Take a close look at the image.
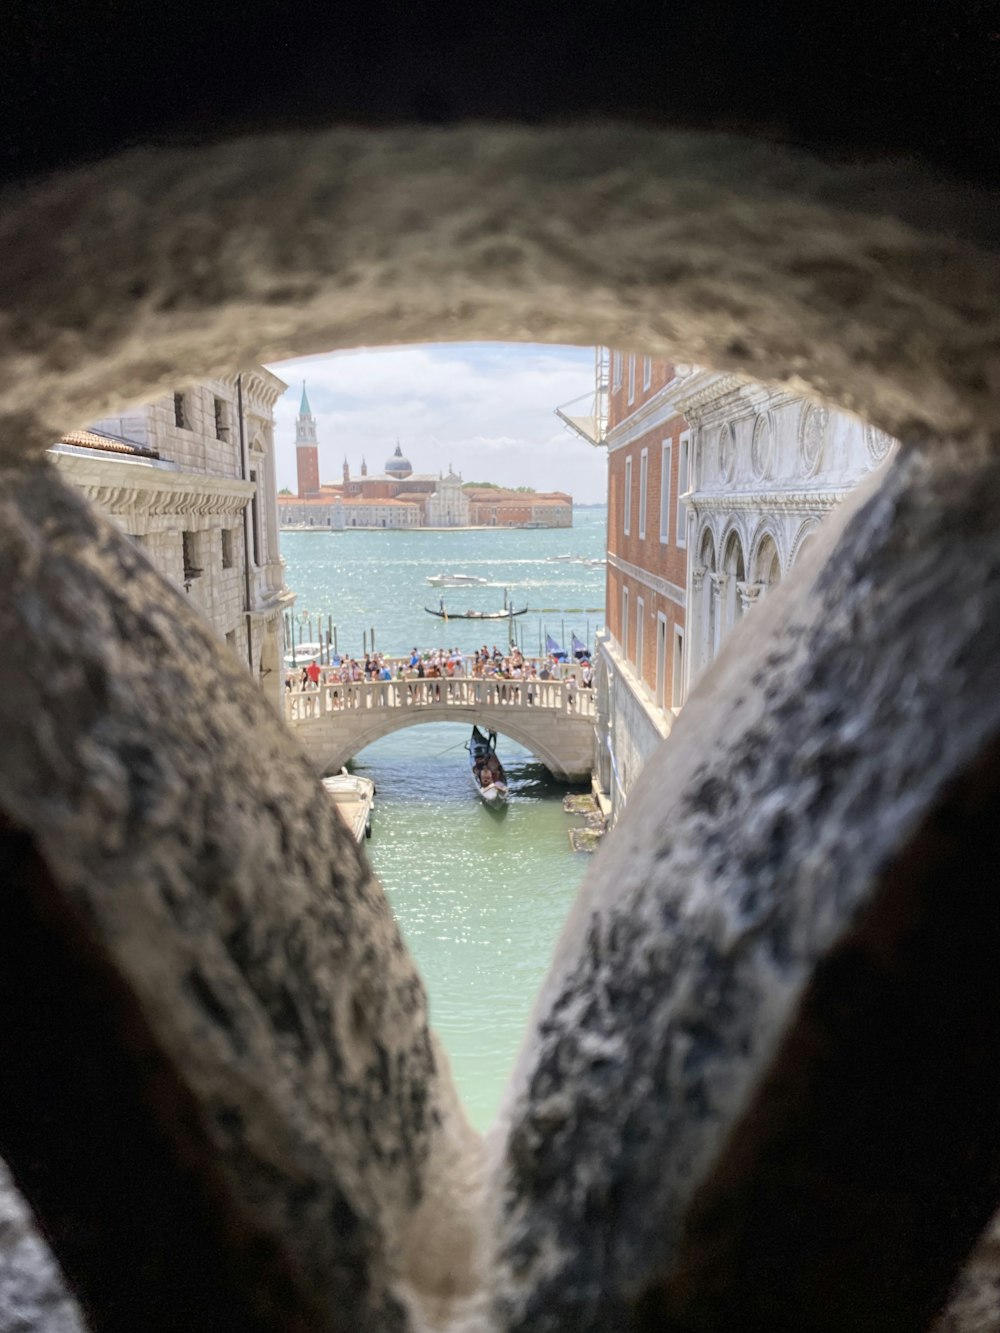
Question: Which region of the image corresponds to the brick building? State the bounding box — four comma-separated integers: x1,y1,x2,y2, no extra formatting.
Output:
562,349,898,821
590,354,692,814
464,488,573,528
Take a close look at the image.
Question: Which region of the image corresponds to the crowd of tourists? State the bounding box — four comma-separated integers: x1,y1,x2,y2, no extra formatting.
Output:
285,641,593,700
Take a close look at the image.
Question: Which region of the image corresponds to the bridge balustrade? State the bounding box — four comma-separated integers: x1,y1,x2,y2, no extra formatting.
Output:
284,675,595,724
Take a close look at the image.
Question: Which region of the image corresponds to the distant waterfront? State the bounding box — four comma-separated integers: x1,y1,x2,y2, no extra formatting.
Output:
281,506,606,1130
282,506,607,661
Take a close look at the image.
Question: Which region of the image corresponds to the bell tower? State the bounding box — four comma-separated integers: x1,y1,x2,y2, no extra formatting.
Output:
295,382,320,497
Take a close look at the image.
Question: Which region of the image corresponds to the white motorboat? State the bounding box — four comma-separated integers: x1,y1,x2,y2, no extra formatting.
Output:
426,572,488,586
322,769,376,843
468,726,509,807
284,640,325,669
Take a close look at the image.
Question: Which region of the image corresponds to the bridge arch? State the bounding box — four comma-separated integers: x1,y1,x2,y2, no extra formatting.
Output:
314,710,579,781
288,680,596,781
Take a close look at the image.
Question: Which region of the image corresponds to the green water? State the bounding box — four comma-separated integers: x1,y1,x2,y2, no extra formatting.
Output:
282,510,606,1130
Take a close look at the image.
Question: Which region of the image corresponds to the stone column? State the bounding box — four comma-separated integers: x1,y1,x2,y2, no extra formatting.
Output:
710,572,727,657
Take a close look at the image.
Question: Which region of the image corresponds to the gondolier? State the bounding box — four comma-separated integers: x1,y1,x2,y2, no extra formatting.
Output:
468,725,509,807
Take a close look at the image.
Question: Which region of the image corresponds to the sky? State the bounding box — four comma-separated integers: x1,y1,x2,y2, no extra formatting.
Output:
265,343,608,503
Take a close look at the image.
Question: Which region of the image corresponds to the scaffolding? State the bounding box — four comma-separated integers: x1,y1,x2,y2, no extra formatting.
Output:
554,345,609,447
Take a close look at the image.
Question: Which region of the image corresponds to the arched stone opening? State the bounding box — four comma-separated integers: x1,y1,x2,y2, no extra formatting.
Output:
313,713,587,784
693,526,717,680
719,527,747,638
790,517,822,571
2,96,1000,1333
751,530,783,599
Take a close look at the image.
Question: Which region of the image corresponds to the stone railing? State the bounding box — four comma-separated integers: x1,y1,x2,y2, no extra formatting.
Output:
284,673,596,722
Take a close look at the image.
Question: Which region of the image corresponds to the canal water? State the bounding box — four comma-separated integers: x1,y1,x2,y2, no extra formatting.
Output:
281,509,606,1130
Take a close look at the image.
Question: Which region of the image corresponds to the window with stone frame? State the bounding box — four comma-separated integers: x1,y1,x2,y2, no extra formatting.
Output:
173,391,191,429
181,530,202,582
214,396,230,440
221,528,234,569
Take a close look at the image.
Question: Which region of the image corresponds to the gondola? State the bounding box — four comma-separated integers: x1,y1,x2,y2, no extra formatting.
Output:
424,605,528,620
467,726,509,806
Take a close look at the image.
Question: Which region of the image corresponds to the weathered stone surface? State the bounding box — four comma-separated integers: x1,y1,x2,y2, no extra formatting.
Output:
492,439,1000,1330
0,461,481,1331
0,1162,83,1333
1,33,1000,1324
2,128,1000,463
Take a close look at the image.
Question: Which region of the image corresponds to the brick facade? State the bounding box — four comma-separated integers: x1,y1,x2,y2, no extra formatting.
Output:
605,357,689,713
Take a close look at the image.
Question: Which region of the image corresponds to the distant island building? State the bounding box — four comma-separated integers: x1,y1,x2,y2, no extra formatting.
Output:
278,384,572,529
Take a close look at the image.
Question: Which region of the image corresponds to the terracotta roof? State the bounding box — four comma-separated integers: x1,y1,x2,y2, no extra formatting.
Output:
58,428,159,459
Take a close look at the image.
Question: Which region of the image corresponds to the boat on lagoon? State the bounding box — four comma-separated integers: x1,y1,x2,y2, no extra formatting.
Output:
322,770,376,842
468,726,508,807
283,640,325,668
426,572,488,587
425,605,528,620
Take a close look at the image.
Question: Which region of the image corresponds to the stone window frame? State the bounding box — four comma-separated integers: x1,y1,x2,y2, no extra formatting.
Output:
659,439,672,545
214,396,231,441
676,431,690,549
181,530,202,584
638,447,648,540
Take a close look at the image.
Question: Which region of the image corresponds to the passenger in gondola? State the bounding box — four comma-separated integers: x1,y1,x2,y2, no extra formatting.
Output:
480,766,494,788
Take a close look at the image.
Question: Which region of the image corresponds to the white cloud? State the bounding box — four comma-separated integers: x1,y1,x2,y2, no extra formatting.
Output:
266,343,607,501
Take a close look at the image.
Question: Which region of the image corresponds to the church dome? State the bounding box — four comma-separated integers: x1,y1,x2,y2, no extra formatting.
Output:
385,442,413,478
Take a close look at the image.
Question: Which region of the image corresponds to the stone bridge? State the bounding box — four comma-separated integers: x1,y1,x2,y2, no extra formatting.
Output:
285,676,596,780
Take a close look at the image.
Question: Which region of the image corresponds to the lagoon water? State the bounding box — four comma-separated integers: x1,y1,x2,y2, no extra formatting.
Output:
281,508,606,1130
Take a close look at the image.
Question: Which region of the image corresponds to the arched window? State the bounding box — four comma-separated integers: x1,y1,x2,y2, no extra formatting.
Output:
722,530,746,635
697,528,717,675
755,534,781,595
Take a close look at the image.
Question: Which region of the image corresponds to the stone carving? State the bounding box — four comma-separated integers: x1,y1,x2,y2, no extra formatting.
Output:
718,423,736,483
736,579,764,612
750,413,774,480
799,403,828,477
865,423,895,464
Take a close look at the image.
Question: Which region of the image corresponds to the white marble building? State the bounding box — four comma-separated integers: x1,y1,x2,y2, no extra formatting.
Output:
672,370,898,695
49,369,294,708
425,467,471,527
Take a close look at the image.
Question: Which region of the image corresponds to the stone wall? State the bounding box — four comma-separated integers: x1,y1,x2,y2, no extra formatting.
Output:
3,38,1000,1327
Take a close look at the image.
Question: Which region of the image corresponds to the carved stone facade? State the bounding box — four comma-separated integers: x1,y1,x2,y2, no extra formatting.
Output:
674,370,898,697
49,370,294,708
424,466,471,527
597,358,899,818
